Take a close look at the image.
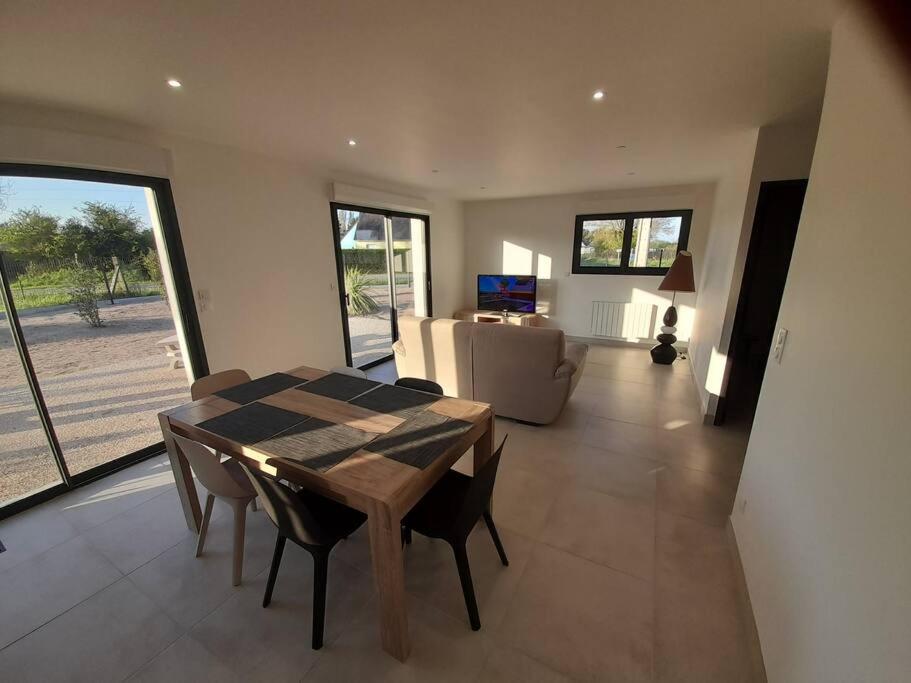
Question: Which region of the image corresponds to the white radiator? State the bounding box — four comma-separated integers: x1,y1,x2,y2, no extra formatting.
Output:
590,302,657,339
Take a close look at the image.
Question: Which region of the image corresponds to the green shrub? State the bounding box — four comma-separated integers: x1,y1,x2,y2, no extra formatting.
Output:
67,266,104,327
344,266,379,316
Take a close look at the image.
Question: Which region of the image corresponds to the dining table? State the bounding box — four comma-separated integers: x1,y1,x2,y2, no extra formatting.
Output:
158,364,494,662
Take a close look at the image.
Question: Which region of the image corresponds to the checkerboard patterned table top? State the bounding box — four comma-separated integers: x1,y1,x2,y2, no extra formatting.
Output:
162,366,492,510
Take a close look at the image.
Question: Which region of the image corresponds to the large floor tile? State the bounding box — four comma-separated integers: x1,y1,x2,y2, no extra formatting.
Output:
0,577,181,683
655,514,751,682
508,407,591,443
191,546,374,680
0,501,79,573
656,466,737,527
487,464,567,541
570,445,660,503
53,455,177,532
476,645,574,682
304,596,492,683
497,544,652,682
128,633,243,683
0,534,122,649
128,505,277,629
82,488,195,573
539,487,655,580
403,523,533,632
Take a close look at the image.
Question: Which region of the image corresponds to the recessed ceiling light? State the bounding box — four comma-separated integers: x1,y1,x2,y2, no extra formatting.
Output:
347,139,357,146
627,172,636,176
432,169,439,173
166,79,182,88
480,186,487,190
592,90,605,100
616,145,627,149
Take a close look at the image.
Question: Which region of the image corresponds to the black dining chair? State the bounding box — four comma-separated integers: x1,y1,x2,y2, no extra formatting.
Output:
394,376,444,395
401,435,509,631
239,464,367,649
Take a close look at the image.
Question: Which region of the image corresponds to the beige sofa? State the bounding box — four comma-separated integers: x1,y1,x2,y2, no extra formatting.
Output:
392,316,587,424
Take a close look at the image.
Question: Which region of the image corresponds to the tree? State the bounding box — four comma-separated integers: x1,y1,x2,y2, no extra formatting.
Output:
70,202,153,260
0,208,61,260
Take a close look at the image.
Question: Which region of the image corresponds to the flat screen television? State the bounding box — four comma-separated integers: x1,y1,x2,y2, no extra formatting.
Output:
477,274,537,313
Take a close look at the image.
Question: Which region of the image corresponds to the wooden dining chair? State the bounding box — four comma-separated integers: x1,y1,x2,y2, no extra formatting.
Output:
172,433,257,586
239,464,367,649
394,377,444,395
190,368,252,400
402,435,509,631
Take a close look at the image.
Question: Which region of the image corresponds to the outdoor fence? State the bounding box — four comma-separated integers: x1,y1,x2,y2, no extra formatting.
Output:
1,254,165,312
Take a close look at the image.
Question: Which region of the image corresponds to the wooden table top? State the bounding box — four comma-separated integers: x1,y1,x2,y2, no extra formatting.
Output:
162,365,492,517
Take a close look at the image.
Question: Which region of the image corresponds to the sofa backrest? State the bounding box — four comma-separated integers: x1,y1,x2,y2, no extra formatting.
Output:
394,316,474,398
470,322,567,409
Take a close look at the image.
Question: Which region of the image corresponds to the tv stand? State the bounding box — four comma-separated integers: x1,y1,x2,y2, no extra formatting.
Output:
454,309,543,327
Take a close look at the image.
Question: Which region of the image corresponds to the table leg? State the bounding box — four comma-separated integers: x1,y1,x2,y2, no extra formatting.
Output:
473,411,495,473
367,501,410,662
159,413,202,533
474,412,495,512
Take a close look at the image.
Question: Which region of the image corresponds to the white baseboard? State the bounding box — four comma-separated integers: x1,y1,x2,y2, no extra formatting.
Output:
726,519,768,683
566,335,689,351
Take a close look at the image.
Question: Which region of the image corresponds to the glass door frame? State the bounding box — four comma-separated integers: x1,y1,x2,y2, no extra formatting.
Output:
329,202,432,370
0,163,208,520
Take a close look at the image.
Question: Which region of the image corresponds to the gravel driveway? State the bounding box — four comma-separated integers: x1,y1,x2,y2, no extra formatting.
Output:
1,297,190,502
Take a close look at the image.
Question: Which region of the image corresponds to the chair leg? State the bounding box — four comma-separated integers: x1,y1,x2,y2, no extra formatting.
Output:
400,525,412,546
250,497,258,512
231,500,247,586
195,494,215,558
263,533,286,607
452,542,481,631
483,511,509,566
311,551,329,650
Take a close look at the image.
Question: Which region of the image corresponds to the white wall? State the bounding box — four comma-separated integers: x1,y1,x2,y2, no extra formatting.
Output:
462,184,718,343
733,8,911,681
0,103,465,376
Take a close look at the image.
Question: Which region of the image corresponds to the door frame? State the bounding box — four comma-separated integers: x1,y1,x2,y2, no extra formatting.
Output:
0,163,208,520
713,178,807,426
329,202,432,370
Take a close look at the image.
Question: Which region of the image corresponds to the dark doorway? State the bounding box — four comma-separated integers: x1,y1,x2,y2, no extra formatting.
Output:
716,179,808,427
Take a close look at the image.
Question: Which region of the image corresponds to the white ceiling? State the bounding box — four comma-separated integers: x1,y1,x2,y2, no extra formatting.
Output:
0,0,843,199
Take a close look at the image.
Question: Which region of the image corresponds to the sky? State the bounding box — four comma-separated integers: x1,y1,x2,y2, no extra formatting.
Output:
1,176,153,227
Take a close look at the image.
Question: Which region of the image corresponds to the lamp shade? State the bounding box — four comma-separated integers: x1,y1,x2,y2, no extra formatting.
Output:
657,251,695,292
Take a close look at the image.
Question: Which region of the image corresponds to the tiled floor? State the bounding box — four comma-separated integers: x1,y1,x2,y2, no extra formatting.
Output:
0,345,754,682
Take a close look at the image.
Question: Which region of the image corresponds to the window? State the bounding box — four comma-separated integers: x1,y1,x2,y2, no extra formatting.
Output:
572,210,692,275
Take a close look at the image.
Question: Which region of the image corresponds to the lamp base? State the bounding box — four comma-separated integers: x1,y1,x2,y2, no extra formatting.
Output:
651,305,679,365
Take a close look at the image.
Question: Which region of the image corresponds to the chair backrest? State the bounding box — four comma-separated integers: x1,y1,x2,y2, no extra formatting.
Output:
394,377,444,396
238,464,338,547
172,433,252,499
455,435,508,537
191,369,252,400
330,366,368,379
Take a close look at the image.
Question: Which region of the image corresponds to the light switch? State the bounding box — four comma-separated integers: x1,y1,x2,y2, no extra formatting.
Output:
772,328,788,363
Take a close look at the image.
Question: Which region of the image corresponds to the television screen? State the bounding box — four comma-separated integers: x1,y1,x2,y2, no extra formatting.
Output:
477,275,537,313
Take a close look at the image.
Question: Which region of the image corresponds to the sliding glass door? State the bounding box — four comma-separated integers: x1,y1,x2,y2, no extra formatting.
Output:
0,165,206,517
331,203,431,369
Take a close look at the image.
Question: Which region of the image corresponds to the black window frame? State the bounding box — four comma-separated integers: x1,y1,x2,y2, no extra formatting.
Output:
0,162,208,521
571,209,693,276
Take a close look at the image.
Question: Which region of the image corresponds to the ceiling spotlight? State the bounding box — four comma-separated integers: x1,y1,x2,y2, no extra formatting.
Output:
347,139,357,146
480,186,487,190
616,145,627,149
627,172,636,176
592,90,605,100
432,169,439,173
167,79,182,88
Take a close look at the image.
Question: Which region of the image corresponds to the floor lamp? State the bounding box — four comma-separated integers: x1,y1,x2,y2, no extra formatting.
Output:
651,251,696,365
